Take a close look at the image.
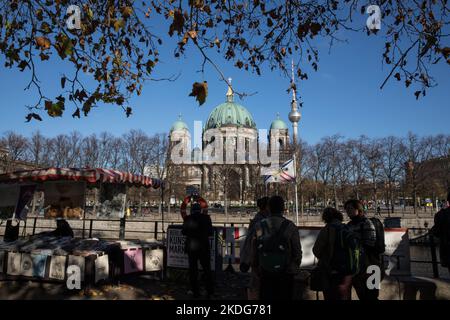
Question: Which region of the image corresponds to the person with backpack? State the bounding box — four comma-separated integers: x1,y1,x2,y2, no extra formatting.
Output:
252,195,302,300
239,197,270,299
431,191,450,276
182,202,214,299
344,199,385,300
312,207,357,300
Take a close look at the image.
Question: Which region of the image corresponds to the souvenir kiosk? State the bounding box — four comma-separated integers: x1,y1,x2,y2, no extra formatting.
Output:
0,167,165,285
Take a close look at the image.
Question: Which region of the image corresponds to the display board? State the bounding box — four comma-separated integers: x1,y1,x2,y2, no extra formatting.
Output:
166,226,218,271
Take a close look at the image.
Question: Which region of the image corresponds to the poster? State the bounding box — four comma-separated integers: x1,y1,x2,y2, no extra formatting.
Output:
49,255,67,280
68,255,85,281
31,254,48,278
20,253,34,277
123,248,143,274
15,185,36,220
44,181,85,219
95,254,109,283
145,248,164,272
0,185,19,219
98,184,126,218
7,252,21,276
383,228,411,276
166,227,216,271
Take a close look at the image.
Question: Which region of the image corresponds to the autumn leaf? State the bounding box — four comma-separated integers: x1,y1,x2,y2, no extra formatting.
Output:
25,113,42,122
45,100,65,117
394,73,401,81
114,19,125,32
187,30,197,39
18,60,28,71
121,6,133,18
414,91,421,100
61,76,66,89
126,107,132,117
72,108,80,118
35,36,51,50
189,81,208,106
169,9,184,37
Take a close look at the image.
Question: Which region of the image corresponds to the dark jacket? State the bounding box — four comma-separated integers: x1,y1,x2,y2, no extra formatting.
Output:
252,215,302,274
182,213,214,253
240,211,268,265
313,220,340,273
432,208,450,267
348,215,378,268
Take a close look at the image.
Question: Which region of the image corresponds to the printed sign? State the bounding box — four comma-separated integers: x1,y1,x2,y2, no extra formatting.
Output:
31,254,48,278
145,248,164,272
20,253,34,277
383,228,411,276
123,248,144,274
49,255,67,280
7,252,21,276
166,226,217,271
95,254,109,283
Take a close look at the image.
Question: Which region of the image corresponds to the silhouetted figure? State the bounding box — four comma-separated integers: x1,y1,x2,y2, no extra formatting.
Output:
252,196,302,300
431,191,450,276
345,199,385,300
182,202,214,298
240,197,270,299
313,207,353,300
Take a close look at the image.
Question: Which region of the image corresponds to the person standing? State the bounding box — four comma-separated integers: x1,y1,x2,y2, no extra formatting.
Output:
182,202,214,298
344,199,382,300
431,191,450,276
313,207,354,300
252,196,302,300
239,197,270,299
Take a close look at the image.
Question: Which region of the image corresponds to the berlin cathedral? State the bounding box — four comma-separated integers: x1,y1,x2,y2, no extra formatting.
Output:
166,77,301,206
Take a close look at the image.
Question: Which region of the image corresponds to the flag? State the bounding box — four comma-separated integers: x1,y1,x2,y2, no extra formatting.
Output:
262,159,296,184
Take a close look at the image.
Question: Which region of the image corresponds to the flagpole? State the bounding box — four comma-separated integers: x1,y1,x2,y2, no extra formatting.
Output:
293,153,299,226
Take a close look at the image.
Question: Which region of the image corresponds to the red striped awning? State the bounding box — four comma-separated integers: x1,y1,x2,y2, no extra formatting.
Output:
0,168,163,189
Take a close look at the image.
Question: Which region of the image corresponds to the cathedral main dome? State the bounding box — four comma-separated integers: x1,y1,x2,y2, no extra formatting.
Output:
204,82,256,131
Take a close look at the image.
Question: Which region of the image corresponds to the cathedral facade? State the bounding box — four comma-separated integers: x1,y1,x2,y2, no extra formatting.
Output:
167,83,297,206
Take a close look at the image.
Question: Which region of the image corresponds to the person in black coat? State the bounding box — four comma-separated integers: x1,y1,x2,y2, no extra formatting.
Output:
432,191,450,276
182,202,214,298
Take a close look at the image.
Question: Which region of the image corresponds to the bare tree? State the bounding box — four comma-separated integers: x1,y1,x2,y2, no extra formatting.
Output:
348,136,369,200
405,132,435,215
363,138,383,215
380,136,406,215
0,131,29,171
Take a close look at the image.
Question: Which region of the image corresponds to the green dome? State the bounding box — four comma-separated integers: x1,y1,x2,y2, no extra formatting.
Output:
205,102,256,130
171,116,189,132
270,114,288,130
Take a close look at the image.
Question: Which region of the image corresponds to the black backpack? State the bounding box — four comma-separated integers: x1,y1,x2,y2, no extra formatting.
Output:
257,219,291,273
369,217,386,255
330,223,362,275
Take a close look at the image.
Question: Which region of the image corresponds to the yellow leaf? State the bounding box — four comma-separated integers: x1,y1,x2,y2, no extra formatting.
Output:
35,37,51,50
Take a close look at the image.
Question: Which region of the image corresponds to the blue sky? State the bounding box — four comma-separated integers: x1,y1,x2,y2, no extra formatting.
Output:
0,12,449,145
